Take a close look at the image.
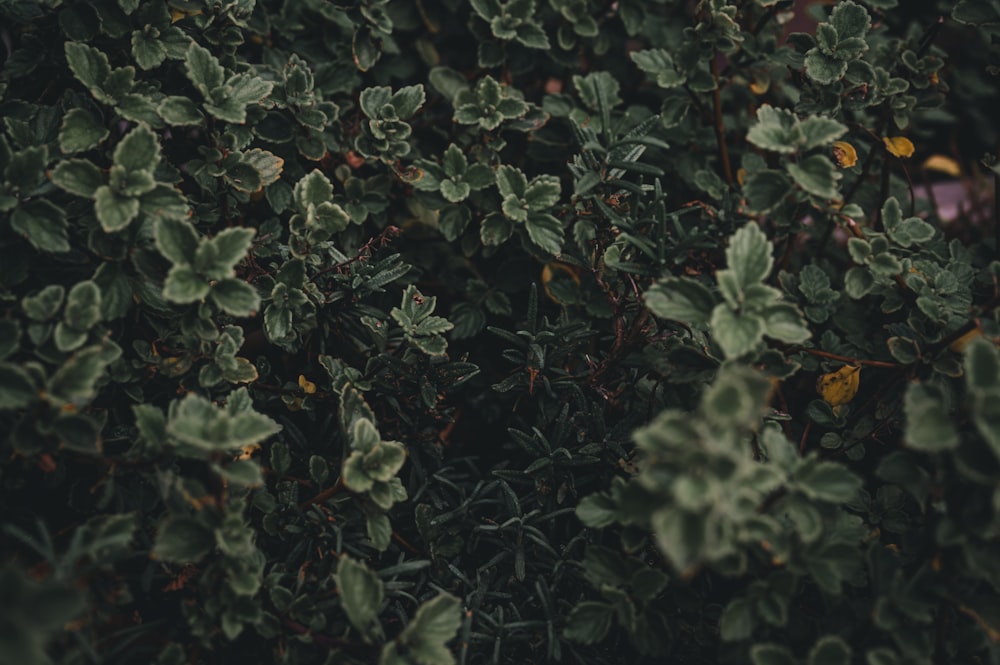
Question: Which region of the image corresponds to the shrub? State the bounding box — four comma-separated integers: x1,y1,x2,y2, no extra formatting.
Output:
1,0,999,663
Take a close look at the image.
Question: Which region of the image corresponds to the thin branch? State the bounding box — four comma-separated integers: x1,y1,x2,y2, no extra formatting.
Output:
298,478,345,512
994,167,1000,262
797,347,900,368
710,58,734,187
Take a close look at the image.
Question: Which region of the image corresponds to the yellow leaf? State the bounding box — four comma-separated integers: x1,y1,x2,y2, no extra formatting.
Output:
922,154,961,177
832,141,858,168
883,136,915,158
541,262,581,303
235,444,260,461
170,8,202,22
298,374,317,394
736,167,747,186
750,76,770,95
816,364,861,414
949,327,982,353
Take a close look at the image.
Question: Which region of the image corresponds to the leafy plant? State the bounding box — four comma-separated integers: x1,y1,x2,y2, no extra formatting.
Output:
1,0,999,664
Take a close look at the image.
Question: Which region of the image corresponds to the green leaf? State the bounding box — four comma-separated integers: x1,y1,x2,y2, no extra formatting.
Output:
496,165,527,199
209,227,255,274
440,180,470,202
702,365,773,428
152,515,215,563
652,508,704,574
163,265,209,303
428,66,469,101
954,0,1000,27
157,96,204,126
208,75,273,123
645,277,716,325
11,200,70,253
515,22,549,49
865,648,900,665
847,238,871,263
523,176,560,210
575,493,619,528
746,105,799,153
0,320,20,361
113,124,160,173
630,49,686,88
154,218,199,265
391,85,426,119
309,455,329,485
572,71,623,111
47,345,109,404
295,169,333,210
809,635,852,665
64,281,102,330
844,266,874,298
242,149,284,188
869,252,901,276
794,459,862,502
0,363,37,410
54,323,88,352
394,593,462,665
441,144,467,180
890,217,935,247
786,155,841,199
751,644,796,665
525,213,563,255
58,109,108,154
22,285,65,321
901,384,958,452
168,393,280,452
51,159,103,199
140,185,189,220
336,557,386,642
5,145,48,193
719,597,754,641
481,213,513,246
359,86,393,119
876,451,930,504
131,30,167,70
784,495,824,543
210,279,260,316
184,43,225,98
214,459,263,486
367,512,392,551
65,42,112,102
743,169,791,213
966,337,1000,391
830,1,871,40
761,303,811,343
564,601,614,644
94,186,140,232
710,305,764,359
727,222,774,288
343,451,375,492
805,50,848,84
799,115,848,149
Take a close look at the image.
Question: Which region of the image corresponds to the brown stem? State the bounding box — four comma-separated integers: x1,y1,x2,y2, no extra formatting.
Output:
994,167,1000,262
875,147,892,232
309,226,402,284
799,348,900,368
710,58,734,187
799,420,812,456
298,478,345,512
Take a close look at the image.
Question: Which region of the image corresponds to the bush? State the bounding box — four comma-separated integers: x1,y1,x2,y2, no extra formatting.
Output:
2,0,1000,662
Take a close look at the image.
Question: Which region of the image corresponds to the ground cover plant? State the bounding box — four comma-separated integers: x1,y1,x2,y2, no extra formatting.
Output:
2,0,1000,663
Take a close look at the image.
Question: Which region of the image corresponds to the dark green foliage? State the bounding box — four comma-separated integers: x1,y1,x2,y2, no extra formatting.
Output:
1,0,999,663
